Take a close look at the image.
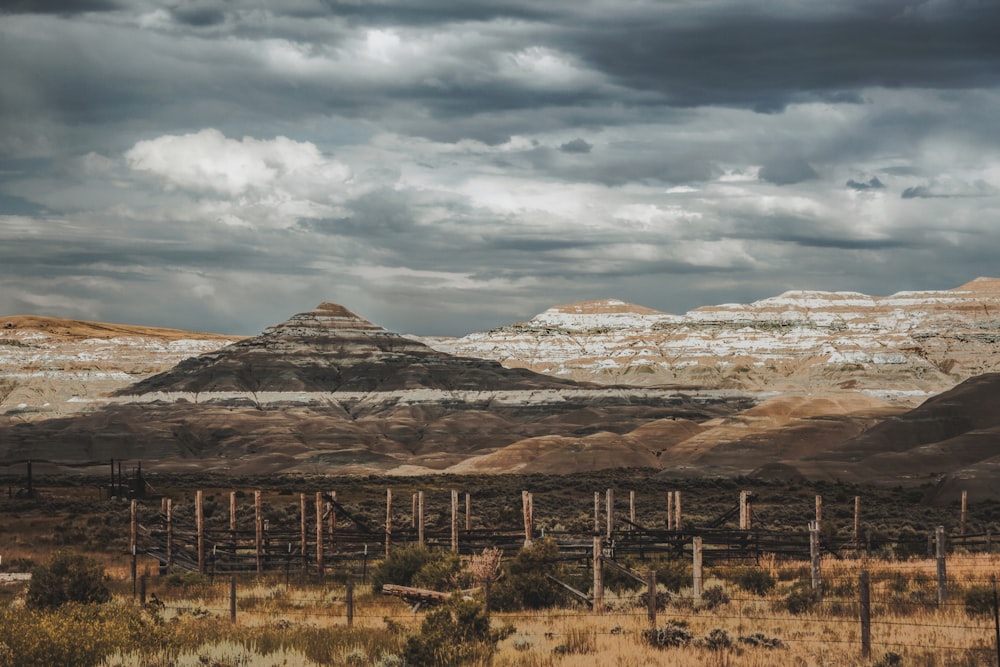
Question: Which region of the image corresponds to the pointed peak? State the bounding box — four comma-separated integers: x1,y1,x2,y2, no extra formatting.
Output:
263,302,387,337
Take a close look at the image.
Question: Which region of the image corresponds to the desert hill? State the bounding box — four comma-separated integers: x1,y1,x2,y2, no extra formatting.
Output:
426,278,1000,403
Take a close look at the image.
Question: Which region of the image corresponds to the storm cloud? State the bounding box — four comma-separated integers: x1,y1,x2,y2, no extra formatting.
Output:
1,0,999,336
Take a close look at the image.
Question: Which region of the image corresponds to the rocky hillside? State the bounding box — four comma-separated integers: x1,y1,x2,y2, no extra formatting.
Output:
0,316,238,420
425,278,1000,405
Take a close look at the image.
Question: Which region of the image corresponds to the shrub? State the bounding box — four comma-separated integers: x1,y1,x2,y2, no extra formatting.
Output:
26,552,110,610
653,559,691,593
370,545,434,593
642,621,692,648
964,585,996,618
701,585,730,610
700,628,733,650
783,581,820,615
492,539,569,611
402,597,510,666
732,566,776,595
412,551,464,592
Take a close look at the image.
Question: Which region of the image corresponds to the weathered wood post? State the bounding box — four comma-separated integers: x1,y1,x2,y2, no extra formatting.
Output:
692,536,703,599
522,491,534,547
229,491,237,557
417,491,425,547
815,495,823,533
739,490,750,530
592,536,604,614
667,491,674,530
300,494,308,574
629,490,636,530
853,496,861,547
165,498,173,571
674,491,682,531
328,491,337,553
465,492,471,532
606,488,614,539
810,520,822,595
385,488,392,558
451,490,459,553
936,525,947,605
130,499,138,594
859,570,871,658
315,492,324,576
196,490,205,575
254,490,263,574
961,490,968,536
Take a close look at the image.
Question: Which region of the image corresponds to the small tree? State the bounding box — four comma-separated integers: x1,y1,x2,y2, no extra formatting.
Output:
27,552,110,609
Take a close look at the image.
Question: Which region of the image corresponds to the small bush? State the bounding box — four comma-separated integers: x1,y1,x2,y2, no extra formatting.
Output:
701,585,730,610
370,545,434,593
402,597,509,666
964,585,996,618
492,539,568,611
739,632,784,649
26,552,110,610
731,566,776,595
783,581,820,615
642,621,693,648
699,628,733,650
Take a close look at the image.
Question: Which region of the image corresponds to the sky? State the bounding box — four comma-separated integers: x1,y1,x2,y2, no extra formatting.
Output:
1,0,999,337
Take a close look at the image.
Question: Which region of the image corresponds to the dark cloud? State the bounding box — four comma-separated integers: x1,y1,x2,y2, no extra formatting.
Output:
559,138,592,154
1,0,119,14
759,157,819,185
846,177,885,190
901,180,999,199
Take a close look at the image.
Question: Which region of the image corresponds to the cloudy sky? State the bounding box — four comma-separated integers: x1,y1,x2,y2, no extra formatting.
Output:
2,0,999,336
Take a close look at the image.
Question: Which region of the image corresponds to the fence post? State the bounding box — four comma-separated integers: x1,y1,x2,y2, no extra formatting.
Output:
385,488,392,558
739,490,750,530
675,491,682,531
522,491,533,547
853,496,861,547
859,570,871,658
315,492,324,577
229,491,237,558
961,490,968,536
230,575,237,624
629,490,636,530
692,536,703,599
815,495,822,533
936,525,947,605
667,491,674,531
300,494,308,574
606,488,614,539
196,490,205,575
594,491,600,534
647,568,657,626
810,521,822,595
140,573,146,605
411,492,417,529
347,579,355,628
451,490,459,553
592,536,604,614
465,492,471,532
255,490,263,574
418,491,425,547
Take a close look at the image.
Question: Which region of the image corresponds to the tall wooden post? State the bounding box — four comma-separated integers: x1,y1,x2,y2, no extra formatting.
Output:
739,490,750,530
647,568,657,625
315,492,324,576
859,571,871,658
936,525,947,605
300,494,308,574
417,491,425,547
961,490,968,536
692,536,703,599
605,488,614,539
465,492,471,532
130,499,137,557
451,490,459,553
629,490,636,530
815,495,823,533
411,493,418,529
385,488,393,558
592,536,604,614
674,491,682,531
853,496,861,546
196,490,205,575
254,490,263,574
522,491,533,547
810,521,822,595
667,491,674,531
165,498,173,570
229,491,237,557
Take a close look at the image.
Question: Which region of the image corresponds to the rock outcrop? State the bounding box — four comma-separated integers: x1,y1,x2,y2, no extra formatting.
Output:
425,278,1000,404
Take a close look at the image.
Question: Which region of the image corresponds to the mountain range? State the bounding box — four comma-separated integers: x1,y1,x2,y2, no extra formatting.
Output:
2,281,1000,501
